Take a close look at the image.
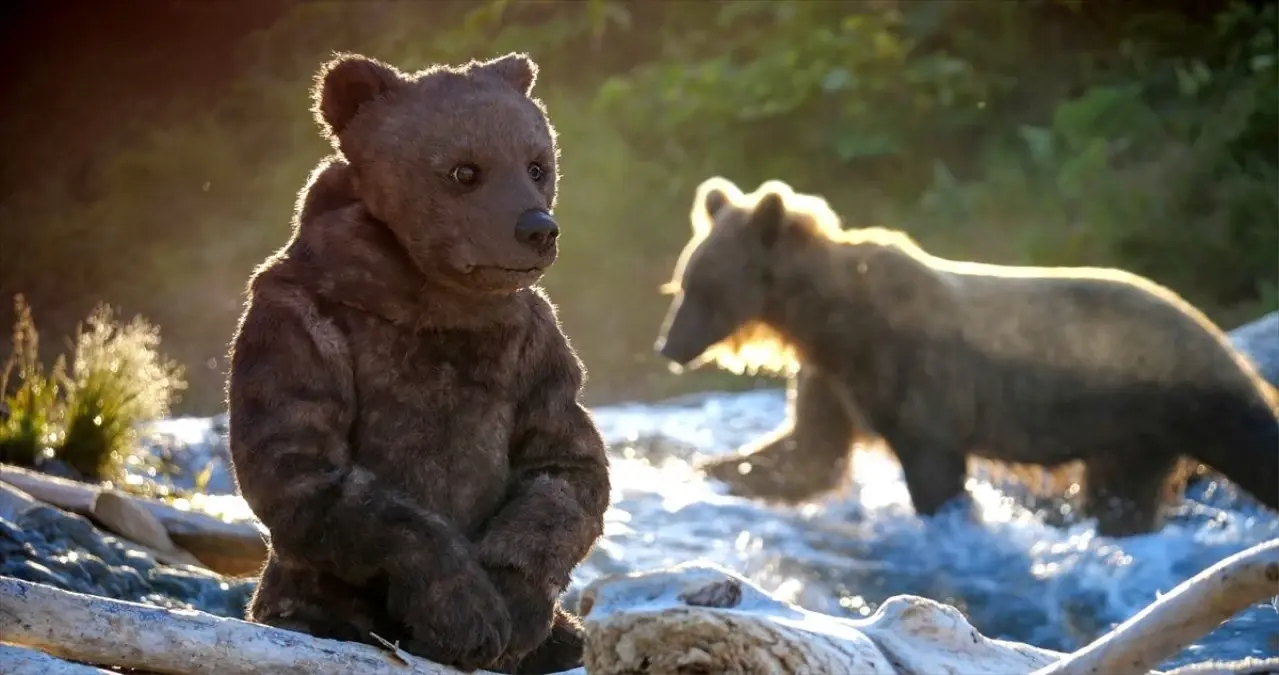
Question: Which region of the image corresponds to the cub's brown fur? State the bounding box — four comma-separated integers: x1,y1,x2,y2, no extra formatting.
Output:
655,176,1279,537
226,52,610,674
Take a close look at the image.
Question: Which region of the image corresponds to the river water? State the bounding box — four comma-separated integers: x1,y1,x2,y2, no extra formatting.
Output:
146,382,1278,671
581,389,1278,669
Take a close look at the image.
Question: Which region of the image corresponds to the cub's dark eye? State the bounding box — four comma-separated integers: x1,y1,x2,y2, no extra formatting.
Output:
528,162,547,183
450,164,480,187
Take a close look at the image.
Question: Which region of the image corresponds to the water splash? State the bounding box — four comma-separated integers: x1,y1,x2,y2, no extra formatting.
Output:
581,388,1279,668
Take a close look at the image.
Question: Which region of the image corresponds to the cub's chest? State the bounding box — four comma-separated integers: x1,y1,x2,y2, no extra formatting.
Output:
345,318,527,421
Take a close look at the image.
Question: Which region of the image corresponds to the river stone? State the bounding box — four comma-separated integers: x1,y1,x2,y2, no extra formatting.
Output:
0,505,254,618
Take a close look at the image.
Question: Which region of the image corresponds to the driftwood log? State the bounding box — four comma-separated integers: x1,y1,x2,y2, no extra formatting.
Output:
577,537,1279,675
0,644,120,675
1030,538,1279,675
0,575,537,675
0,463,267,576
579,562,1062,675
0,480,206,569
2,539,1276,675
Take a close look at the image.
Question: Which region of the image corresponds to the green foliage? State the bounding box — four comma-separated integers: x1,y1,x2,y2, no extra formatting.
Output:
59,305,188,482
2,0,1275,413
0,297,187,484
0,296,66,468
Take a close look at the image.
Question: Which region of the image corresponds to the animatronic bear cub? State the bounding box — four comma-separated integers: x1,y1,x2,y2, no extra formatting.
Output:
226,52,610,674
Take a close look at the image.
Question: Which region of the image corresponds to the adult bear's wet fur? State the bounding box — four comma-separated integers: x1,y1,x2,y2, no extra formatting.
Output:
656,176,1279,537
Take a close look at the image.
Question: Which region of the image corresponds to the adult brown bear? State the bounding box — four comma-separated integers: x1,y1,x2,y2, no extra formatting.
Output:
654,176,1279,537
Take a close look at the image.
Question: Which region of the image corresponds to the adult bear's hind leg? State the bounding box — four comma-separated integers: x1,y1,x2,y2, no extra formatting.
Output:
1083,452,1179,537
698,367,862,503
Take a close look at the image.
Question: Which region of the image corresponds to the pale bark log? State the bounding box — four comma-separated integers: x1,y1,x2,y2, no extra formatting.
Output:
579,543,1279,675
578,562,1062,675
0,480,205,569
0,576,530,675
0,643,120,675
0,463,267,576
90,490,206,568
0,480,41,522
1031,538,1279,675
0,464,96,512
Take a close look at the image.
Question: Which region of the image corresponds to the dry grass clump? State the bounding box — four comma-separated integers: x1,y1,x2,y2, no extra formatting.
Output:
0,295,186,484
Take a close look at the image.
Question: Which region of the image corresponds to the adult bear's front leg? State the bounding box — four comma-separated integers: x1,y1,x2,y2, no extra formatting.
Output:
699,367,863,502
885,424,972,520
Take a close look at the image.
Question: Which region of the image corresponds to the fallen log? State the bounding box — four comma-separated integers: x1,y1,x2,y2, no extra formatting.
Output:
0,644,119,675
578,562,1062,675
90,489,207,568
0,463,267,576
1031,537,1279,675
2,539,1275,675
0,481,41,523
0,576,551,675
0,480,208,570
578,537,1279,675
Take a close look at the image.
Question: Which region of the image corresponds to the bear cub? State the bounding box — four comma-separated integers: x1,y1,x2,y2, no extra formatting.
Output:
226,52,610,674
655,176,1279,538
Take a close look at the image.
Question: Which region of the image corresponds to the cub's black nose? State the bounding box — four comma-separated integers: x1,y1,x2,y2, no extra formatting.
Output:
515,209,559,252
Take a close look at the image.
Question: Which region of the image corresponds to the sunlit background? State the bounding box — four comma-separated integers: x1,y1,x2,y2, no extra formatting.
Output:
2,0,1275,416
1,2,1277,669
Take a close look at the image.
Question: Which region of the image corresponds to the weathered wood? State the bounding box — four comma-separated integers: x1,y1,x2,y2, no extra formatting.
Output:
579,539,1279,675
0,480,41,522
0,480,205,569
0,464,96,512
0,643,120,675
1031,538,1279,675
90,489,206,569
578,562,1063,675
0,463,268,576
0,576,532,675
3,538,1275,675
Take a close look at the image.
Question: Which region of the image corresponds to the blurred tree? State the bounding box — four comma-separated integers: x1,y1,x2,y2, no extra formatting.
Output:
1,0,1274,414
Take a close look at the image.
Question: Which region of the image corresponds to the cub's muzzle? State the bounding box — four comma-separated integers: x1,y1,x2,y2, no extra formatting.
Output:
515,209,559,254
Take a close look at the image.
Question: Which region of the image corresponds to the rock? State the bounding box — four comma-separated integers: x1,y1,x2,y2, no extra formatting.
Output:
0,505,254,619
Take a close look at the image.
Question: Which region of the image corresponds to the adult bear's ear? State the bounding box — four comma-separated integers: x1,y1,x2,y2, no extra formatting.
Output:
704,187,730,219
751,191,788,249
691,176,742,237
313,52,405,140
477,52,538,95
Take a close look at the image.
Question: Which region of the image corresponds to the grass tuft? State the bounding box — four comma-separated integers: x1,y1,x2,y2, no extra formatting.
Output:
0,296,187,484
0,295,66,468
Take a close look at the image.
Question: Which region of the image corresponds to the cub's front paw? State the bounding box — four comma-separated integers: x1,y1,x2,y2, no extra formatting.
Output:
391,574,513,671
486,566,556,663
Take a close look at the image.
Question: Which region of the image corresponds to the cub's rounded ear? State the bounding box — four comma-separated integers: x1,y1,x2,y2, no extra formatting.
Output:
751,191,788,249
312,53,405,139
478,52,539,95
